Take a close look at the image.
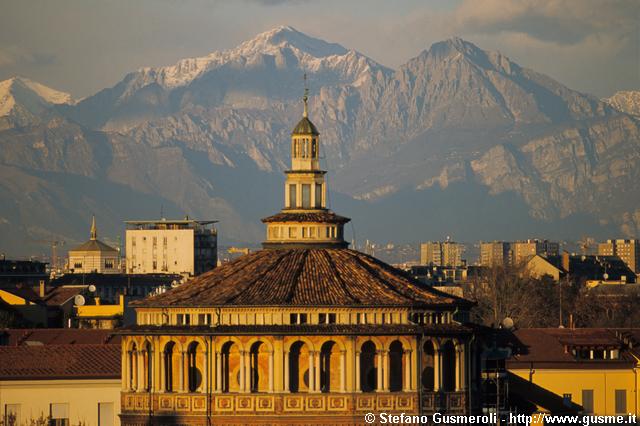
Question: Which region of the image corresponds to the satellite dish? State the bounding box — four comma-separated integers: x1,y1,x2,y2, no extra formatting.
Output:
88,284,96,293
501,317,515,330
74,295,85,306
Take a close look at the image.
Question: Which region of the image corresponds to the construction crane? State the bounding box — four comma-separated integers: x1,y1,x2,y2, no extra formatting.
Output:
34,240,65,271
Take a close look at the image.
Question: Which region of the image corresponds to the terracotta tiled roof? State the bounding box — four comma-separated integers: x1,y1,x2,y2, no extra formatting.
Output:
43,286,86,306
0,328,121,346
505,328,636,369
133,248,470,308
261,211,351,224
0,344,120,380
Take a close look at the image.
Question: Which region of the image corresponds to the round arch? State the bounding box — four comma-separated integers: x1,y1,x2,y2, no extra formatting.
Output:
284,336,315,353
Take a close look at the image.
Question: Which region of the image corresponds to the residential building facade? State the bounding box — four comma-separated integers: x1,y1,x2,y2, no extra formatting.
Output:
598,239,639,274
125,219,217,276
420,241,465,267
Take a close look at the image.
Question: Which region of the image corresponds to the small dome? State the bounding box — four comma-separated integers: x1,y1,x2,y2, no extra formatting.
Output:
292,117,319,135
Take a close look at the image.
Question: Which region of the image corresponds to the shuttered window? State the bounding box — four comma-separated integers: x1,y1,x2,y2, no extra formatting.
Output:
615,389,626,414
302,184,311,208
581,389,594,414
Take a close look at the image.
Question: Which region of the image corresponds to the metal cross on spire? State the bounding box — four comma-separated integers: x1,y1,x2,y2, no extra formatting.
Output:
303,73,309,118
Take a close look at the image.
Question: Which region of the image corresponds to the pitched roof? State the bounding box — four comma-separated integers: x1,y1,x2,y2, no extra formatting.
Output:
43,286,86,306
133,248,470,308
70,239,117,253
0,344,120,380
504,328,636,369
261,210,351,224
0,328,121,346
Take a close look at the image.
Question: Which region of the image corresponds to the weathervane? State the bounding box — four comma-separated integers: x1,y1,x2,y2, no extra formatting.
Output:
303,73,309,118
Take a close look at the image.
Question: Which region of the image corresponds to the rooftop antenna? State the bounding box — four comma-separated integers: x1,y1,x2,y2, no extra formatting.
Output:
160,204,164,220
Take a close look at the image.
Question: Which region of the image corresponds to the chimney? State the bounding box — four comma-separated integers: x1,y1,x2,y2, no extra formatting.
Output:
39,280,46,298
562,251,570,273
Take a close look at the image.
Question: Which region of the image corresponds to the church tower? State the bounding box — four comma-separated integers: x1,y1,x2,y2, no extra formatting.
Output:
262,86,350,248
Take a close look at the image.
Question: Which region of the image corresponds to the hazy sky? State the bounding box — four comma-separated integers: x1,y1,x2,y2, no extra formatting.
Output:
0,0,637,99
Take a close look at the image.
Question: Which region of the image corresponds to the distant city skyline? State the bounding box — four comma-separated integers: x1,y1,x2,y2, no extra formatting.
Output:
0,0,637,98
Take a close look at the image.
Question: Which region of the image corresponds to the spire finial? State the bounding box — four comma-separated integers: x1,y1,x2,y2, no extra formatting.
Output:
303,73,309,118
90,215,97,240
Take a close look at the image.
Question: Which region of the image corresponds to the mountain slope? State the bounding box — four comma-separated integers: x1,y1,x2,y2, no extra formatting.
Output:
1,29,639,256
0,77,72,129
605,91,640,116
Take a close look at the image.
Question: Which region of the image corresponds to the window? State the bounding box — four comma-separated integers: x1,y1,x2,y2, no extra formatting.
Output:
4,404,20,426
310,227,316,238
328,313,336,324
582,390,594,414
104,259,114,269
302,227,308,238
319,313,326,324
311,139,317,158
302,184,311,208
315,183,322,207
198,314,211,325
74,262,82,269
177,314,190,325
50,403,69,426
356,313,362,324
615,389,626,414
326,227,331,238
289,313,308,324
98,402,114,426
289,184,297,208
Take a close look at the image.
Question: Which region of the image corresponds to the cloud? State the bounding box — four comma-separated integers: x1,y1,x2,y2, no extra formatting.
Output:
0,46,54,69
242,0,310,5
451,0,636,46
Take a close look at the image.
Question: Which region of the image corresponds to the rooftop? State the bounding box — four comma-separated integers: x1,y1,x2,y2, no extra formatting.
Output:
0,344,120,380
132,248,471,308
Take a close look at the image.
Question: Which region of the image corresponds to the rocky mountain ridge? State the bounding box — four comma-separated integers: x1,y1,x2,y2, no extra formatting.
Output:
0,27,638,255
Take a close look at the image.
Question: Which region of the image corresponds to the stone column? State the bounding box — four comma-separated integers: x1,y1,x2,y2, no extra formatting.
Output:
340,350,346,393
376,350,383,392
215,351,222,392
245,351,251,392
403,350,412,392
202,350,208,393
180,351,186,392
268,351,274,393
159,351,165,392
314,351,321,392
383,350,390,392
239,351,246,393
434,349,441,392
308,351,315,392
355,351,361,392
137,351,144,392
124,351,130,391
284,350,290,392
456,346,465,391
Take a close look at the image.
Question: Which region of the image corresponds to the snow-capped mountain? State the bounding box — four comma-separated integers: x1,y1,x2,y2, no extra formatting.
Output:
62,26,392,131
1,27,640,256
0,77,72,128
605,91,640,116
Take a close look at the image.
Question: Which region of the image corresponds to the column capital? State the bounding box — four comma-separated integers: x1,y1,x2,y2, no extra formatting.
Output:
403,349,413,355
